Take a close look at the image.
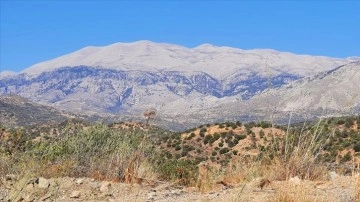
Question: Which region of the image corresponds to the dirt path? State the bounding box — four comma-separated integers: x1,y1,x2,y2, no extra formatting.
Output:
1,174,358,202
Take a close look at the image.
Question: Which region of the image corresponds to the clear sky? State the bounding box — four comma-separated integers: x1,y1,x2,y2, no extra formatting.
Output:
1,1,359,72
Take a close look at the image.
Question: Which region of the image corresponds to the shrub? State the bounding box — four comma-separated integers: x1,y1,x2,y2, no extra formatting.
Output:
213,133,220,140
227,141,235,148
157,159,198,185
200,128,207,133
354,142,360,152
259,121,271,129
22,124,159,183
212,151,217,156
259,130,265,138
219,147,229,154
341,152,352,162
235,134,246,141
258,119,331,180
187,132,196,140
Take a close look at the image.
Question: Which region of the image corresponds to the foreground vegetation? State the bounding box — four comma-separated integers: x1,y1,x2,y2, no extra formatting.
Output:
1,116,360,196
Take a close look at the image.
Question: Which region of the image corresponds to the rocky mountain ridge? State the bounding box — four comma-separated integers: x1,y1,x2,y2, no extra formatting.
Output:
1,41,359,129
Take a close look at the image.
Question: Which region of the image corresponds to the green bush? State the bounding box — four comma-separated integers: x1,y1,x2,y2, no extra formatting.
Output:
235,134,246,141
259,121,271,128
213,133,220,140
157,159,198,185
218,142,224,147
341,152,352,162
187,133,196,140
219,147,229,154
353,142,360,152
259,130,265,138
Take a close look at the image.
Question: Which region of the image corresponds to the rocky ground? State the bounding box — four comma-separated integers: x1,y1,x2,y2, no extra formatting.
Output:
1,172,358,202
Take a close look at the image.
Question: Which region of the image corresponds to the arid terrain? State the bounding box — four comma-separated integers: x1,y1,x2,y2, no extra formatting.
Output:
1,172,359,201
1,116,360,201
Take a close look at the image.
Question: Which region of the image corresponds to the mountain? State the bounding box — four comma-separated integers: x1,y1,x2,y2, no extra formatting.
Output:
203,61,360,124
0,41,358,129
0,95,71,127
22,40,349,78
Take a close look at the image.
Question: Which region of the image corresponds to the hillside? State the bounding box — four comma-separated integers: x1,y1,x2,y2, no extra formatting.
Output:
201,61,360,125
0,95,71,127
1,116,360,201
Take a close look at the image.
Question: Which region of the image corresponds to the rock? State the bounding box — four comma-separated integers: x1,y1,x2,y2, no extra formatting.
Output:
5,174,17,181
90,181,99,189
258,178,271,190
289,176,301,185
147,192,157,200
100,181,111,193
39,193,52,201
38,177,50,189
170,190,180,196
26,183,34,190
76,178,84,185
328,171,339,180
183,186,197,193
70,191,81,198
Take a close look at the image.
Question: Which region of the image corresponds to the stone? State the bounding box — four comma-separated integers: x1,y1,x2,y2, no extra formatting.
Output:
289,176,301,185
39,193,52,201
70,191,81,198
328,171,339,180
100,181,111,193
170,190,180,196
38,177,50,189
5,174,17,181
76,178,84,185
183,186,197,192
26,183,34,190
147,192,157,200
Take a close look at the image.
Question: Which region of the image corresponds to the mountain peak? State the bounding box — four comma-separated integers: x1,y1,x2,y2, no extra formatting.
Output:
20,40,353,79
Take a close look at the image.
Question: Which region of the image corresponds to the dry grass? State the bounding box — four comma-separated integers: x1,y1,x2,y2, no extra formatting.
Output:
354,174,360,202
0,124,159,185
269,182,325,202
256,118,331,181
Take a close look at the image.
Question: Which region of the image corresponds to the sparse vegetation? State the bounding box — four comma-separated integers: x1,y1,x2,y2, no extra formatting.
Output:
1,115,359,201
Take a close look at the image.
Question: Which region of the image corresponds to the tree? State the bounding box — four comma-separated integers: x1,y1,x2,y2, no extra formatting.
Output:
143,108,157,125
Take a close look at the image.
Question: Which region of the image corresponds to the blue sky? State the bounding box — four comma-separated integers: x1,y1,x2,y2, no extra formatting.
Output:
1,1,359,72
